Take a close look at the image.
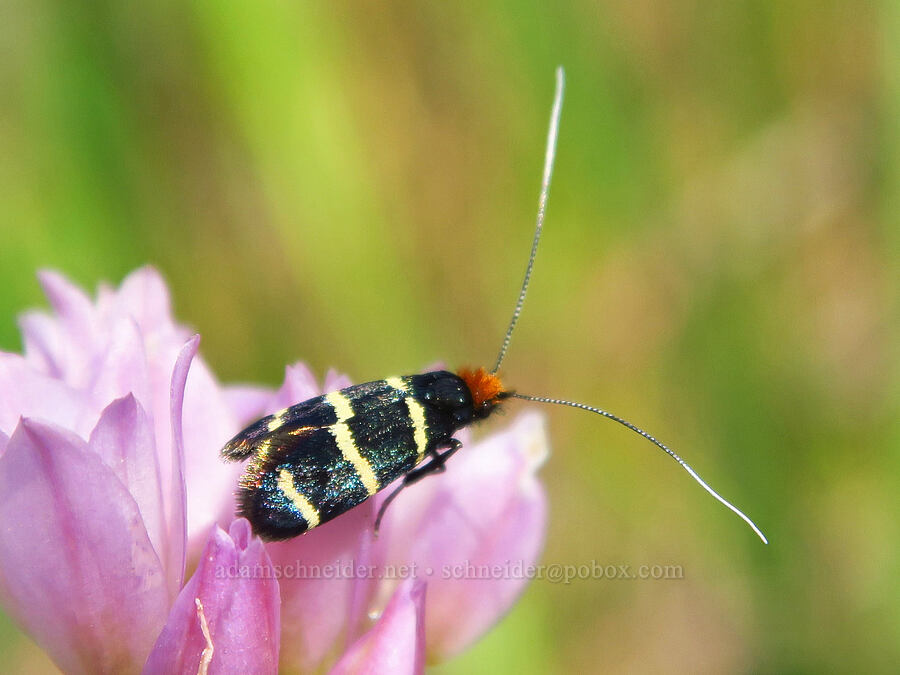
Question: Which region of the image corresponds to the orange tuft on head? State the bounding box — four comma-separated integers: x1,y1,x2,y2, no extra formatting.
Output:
457,367,506,409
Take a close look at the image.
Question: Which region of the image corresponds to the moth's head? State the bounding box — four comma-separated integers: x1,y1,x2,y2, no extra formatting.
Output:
457,367,511,420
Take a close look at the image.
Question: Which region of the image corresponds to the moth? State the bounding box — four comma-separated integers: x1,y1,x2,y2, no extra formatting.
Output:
222,68,768,545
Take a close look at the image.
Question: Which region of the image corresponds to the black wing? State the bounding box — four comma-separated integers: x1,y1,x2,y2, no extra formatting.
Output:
224,380,430,540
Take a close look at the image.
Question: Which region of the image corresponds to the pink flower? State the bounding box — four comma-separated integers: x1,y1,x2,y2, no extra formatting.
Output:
0,267,261,672
0,268,548,673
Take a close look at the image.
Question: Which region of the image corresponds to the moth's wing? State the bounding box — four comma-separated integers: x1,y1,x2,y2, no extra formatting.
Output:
235,422,373,541
221,394,332,461
223,380,409,540
234,423,321,540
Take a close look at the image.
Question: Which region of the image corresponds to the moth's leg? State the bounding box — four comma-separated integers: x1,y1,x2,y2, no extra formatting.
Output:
414,438,462,479
374,439,462,535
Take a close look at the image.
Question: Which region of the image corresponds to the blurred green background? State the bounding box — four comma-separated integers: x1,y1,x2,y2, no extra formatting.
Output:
1,1,898,673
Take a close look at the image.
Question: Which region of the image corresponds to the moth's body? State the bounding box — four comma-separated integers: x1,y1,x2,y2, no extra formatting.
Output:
223,370,502,540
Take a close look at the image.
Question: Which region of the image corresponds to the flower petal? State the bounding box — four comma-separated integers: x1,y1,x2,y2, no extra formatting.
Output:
270,500,381,674
376,411,548,658
329,579,427,675
0,418,168,674
179,353,246,548
18,310,65,378
0,353,96,438
36,269,100,372
323,368,353,393
89,394,166,568
89,317,153,417
113,267,180,340
270,363,322,410
165,336,197,596
143,519,280,675
223,384,273,426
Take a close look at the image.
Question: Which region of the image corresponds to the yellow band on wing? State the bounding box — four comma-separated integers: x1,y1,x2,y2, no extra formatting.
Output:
385,376,429,464
330,422,380,495
326,390,380,495
277,468,321,528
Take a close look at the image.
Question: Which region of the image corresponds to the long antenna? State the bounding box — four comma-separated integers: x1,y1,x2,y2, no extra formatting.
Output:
492,66,565,374
512,393,769,544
